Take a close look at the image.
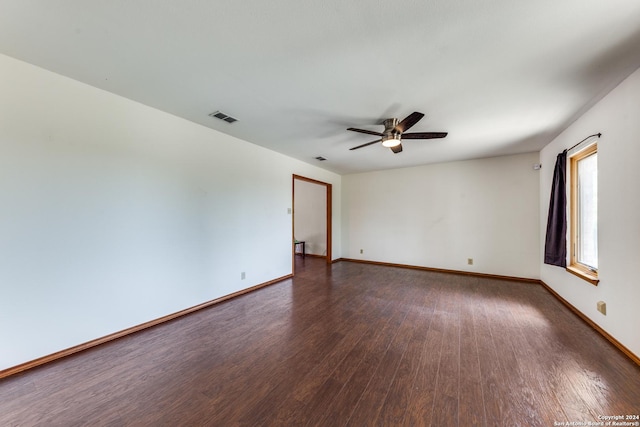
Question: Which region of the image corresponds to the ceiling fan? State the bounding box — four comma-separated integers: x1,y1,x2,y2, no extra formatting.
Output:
347,111,447,154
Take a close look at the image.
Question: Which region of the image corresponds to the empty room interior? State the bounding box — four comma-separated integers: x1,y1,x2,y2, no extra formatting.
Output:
1,1,639,425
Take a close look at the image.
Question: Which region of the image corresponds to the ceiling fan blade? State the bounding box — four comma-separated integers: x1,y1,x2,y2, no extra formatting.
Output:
395,112,424,133
390,144,403,154
349,139,381,150
401,132,448,139
347,127,383,137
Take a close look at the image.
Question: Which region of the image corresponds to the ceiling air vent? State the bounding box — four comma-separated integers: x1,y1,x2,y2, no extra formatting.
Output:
209,111,238,123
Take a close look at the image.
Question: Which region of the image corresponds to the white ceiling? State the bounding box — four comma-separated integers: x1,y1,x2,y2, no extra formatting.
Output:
1,1,640,174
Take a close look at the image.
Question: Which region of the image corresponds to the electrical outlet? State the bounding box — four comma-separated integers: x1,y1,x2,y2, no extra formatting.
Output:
287,208,291,214
241,272,246,280
360,249,363,254
467,258,473,265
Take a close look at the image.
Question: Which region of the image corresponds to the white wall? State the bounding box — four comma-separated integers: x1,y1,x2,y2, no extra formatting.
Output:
294,179,327,256
540,67,640,358
342,152,540,279
0,53,341,371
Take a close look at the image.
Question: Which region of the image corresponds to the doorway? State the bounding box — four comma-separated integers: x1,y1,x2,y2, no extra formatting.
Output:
292,175,332,273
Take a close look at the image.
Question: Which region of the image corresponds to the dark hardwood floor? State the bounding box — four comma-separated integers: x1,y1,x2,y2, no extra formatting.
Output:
1,258,639,426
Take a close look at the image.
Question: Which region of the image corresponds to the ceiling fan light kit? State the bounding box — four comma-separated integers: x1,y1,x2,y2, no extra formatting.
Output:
347,112,447,154
381,134,401,148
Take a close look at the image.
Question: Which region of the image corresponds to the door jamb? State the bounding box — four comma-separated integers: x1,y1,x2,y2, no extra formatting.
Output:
292,175,332,274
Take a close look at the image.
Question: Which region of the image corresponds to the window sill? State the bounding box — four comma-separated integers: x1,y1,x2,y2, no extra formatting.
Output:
566,265,599,286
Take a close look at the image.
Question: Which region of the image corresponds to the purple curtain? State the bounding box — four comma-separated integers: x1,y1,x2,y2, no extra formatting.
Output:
544,150,567,267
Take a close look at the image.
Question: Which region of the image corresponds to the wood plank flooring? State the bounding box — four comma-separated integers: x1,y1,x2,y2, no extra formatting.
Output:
1,258,639,426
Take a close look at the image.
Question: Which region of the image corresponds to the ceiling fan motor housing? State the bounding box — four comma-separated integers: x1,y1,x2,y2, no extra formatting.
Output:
381,118,401,147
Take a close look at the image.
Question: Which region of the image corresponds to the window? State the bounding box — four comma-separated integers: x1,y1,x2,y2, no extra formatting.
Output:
568,143,599,285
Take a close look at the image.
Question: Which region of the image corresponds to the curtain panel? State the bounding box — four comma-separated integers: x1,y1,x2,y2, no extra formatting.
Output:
544,150,567,267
